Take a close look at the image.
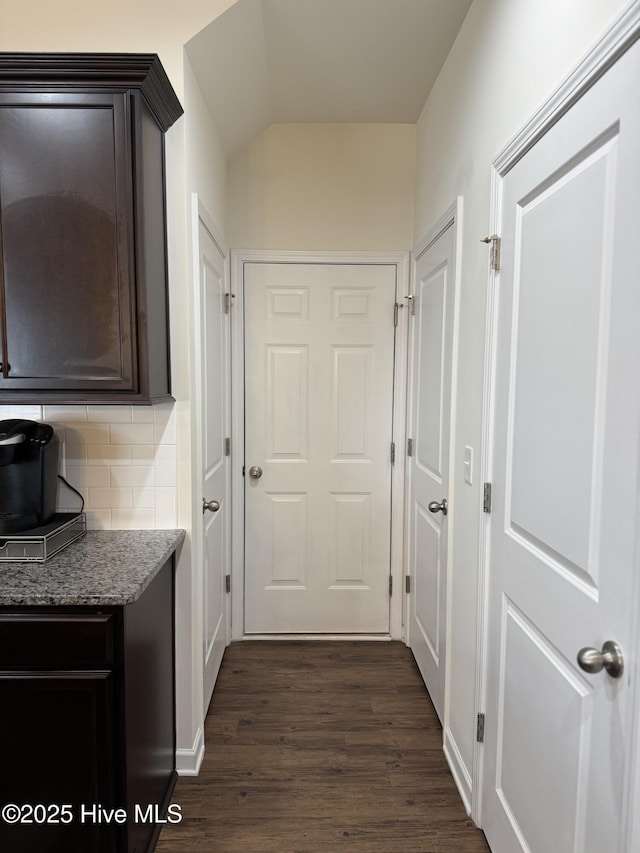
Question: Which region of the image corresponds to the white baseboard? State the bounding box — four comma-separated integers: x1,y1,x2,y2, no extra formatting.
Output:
242,634,392,641
443,726,473,815
175,726,204,776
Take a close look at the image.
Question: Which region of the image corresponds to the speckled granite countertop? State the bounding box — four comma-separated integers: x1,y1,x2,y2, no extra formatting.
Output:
0,529,185,606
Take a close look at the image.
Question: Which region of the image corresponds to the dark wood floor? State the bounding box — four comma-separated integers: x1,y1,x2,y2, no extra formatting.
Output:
156,641,490,853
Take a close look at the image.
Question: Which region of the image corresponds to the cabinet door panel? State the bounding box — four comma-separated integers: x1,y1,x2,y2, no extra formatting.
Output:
0,92,136,392
0,671,118,852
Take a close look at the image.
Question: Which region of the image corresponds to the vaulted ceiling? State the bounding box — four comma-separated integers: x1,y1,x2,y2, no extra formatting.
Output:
186,0,472,154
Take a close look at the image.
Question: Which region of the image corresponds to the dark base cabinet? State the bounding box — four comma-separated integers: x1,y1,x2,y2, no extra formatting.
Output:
0,558,176,853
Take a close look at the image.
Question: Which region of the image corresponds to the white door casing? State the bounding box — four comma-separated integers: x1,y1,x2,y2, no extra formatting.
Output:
407,218,457,724
198,215,231,712
481,34,640,853
243,261,398,634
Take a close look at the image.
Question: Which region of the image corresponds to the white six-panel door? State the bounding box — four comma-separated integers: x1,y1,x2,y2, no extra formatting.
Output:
482,38,640,853
243,262,397,634
408,222,456,723
199,219,230,712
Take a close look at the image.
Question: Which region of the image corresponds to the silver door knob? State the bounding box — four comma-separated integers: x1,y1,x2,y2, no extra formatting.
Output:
202,498,220,514
428,498,448,516
249,466,263,480
577,641,624,678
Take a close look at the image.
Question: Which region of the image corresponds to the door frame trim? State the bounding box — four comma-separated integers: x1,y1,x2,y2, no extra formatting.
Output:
230,249,410,641
475,1,640,835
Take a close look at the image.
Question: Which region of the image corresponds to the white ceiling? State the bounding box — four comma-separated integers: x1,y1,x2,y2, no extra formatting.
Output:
186,0,472,154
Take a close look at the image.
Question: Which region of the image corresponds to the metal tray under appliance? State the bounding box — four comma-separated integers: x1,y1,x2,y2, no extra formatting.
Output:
0,513,86,562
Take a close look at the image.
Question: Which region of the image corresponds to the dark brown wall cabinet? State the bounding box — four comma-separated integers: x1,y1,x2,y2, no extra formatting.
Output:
0,54,183,404
0,558,176,853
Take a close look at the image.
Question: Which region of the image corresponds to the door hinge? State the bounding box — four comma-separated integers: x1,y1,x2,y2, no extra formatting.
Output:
481,235,501,272
224,292,235,313
404,294,416,316
394,302,403,327
407,438,413,457
405,575,411,594
225,437,231,457
390,442,396,465
225,574,231,594
483,482,492,513
242,465,245,477
477,712,485,743
389,576,393,596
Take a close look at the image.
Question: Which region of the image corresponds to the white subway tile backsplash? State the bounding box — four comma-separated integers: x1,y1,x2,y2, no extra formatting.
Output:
154,444,177,488
131,445,156,464
86,444,132,466
56,481,78,513
154,402,177,444
110,422,155,445
65,444,88,466
87,469,111,490
67,466,112,490
110,466,154,488
85,509,113,530
34,401,180,531
154,488,177,528
132,407,155,423
89,488,133,509
1,404,44,421
65,423,111,445
111,508,155,529
43,405,88,422
87,405,133,423
132,487,155,508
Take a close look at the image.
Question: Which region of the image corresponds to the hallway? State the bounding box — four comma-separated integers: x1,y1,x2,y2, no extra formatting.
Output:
157,642,489,852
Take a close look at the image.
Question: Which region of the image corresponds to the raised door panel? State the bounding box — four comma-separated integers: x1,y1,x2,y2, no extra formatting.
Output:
329,492,372,588
414,501,441,662
507,140,614,586
415,266,447,481
494,602,592,852
266,346,309,460
331,347,373,461
263,492,309,587
0,92,136,393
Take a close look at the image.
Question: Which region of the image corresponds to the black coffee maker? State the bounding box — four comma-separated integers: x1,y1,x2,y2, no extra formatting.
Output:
0,419,59,534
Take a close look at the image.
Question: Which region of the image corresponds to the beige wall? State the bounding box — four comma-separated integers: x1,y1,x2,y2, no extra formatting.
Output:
413,0,629,796
0,0,236,94
185,57,228,242
228,123,416,251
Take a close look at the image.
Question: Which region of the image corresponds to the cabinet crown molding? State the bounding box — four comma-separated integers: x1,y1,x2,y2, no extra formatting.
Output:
0,52,183,131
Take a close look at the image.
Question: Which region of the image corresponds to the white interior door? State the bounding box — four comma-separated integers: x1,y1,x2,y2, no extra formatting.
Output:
244,262,397,634
199,219,230,711
482,40,640,853
407,223,455,724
